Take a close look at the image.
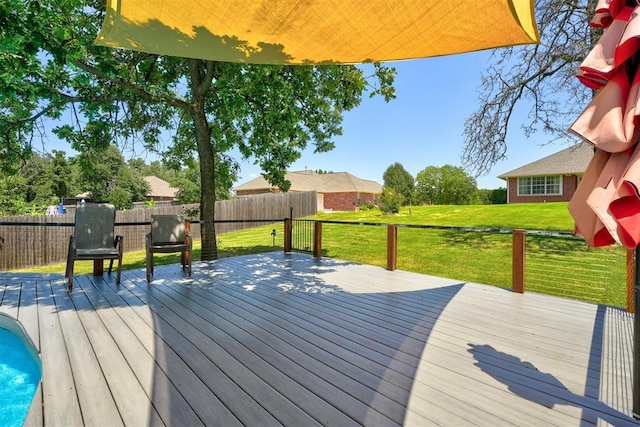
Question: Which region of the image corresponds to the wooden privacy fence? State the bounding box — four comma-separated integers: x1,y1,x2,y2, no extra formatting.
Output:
0,191,317,271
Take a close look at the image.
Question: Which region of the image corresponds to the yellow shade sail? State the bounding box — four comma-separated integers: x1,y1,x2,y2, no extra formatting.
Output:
95,0,539,64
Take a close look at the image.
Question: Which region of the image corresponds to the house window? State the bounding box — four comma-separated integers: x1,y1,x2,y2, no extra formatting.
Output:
517,176,561,196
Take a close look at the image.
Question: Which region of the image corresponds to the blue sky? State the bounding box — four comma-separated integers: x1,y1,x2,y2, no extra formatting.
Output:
235,50,578,190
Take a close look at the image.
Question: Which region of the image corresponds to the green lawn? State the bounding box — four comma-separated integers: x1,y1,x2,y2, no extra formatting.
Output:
311,202,575,231
19,202,629,308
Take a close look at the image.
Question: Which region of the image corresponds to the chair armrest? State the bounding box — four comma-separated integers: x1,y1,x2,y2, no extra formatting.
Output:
114,235,124,248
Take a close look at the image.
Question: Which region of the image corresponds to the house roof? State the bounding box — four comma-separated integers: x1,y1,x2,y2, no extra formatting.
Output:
144,176,178,198
235,170,382,194
498,142,595,179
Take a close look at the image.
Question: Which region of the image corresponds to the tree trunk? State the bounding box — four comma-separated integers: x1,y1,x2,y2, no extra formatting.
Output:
194,110,218,260
189,59,218,260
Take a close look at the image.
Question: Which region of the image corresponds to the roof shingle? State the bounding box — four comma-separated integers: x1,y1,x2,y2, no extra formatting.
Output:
235,170,382,193
498,142,594,179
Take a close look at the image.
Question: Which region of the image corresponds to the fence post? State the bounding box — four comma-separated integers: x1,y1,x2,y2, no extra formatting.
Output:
313,221,322,258
387,224,397,271
628,249,635,313
284,218,292,253
634,246,640,419
512,229,525,293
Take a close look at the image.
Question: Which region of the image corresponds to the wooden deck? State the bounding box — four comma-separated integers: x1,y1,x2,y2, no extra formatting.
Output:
0,252,637,426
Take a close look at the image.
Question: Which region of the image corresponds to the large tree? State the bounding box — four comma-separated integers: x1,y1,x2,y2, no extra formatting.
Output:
74,144,150,208
382,162,414,205
462,0,596,177
415,165,478,205
1,0,396,259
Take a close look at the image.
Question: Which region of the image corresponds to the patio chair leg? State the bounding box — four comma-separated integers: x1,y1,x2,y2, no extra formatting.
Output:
116,259,122,284
67,262,74,291
146,249,153,282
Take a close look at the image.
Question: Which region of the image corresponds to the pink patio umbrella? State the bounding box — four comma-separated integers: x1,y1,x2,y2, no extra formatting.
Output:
569,0,640,249
567,0,640,418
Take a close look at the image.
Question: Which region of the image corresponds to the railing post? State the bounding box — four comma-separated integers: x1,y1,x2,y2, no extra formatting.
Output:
628,249,635,313
387,224,397,271
313,221,322,258
634,246,640,419
512,229,525,293
284,218,292,253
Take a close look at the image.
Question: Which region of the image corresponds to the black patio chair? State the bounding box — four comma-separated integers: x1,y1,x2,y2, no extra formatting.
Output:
65,202,123,291
146,215,192,282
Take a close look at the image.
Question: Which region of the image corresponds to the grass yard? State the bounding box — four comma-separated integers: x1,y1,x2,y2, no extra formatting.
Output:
312,202,576,231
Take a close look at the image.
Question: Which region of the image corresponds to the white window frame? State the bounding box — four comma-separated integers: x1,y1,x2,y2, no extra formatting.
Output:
517,175,562,196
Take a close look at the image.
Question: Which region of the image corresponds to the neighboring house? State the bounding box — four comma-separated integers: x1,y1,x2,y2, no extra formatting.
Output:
498,142,594,204
235,170,382,211
144,176,178,202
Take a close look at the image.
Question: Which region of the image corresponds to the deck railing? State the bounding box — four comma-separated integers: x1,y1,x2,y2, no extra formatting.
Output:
1,211,631,311
283,220,633,312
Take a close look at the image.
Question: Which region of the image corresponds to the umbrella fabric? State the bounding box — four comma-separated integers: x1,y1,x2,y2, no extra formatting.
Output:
95,0,539,64
568,148,618,247
576,6,639,89
610,143,640,247
569,1,640,248
570,67,640,153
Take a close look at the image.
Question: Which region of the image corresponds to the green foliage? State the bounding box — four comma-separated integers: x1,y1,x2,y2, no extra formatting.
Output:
382,162,414,205
50,150,74,198
183,207,200,218
488,187,507,204
1,1,396,258
108,187,133,210
476,189,492,205
357,200,377,211
414,164,478,205
0,175,28,215
380,187,403,214
0,151,79,214
75,144,149,204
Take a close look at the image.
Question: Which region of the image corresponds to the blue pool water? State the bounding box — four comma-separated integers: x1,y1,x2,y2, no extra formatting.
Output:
0,315,42,427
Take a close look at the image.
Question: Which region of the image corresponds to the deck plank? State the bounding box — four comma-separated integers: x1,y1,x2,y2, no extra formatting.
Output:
67,275,164,426
48,278,124,426
16,282,42,427
0,252,636,426
76,275,206,427
36,279,84,426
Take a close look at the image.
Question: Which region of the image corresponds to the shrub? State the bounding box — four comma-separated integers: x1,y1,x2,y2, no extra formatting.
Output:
380,188,403,214
358,200,377,211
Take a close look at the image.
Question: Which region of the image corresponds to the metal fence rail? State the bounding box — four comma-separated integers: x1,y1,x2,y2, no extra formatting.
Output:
526,239,627,307
291,219,315,253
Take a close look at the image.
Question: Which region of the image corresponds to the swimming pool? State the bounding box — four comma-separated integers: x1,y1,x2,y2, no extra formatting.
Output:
0,313,42,427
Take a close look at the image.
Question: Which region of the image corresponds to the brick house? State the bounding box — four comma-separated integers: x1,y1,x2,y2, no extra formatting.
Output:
235,170,382,211
143,176,178,202
498,142,594,204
